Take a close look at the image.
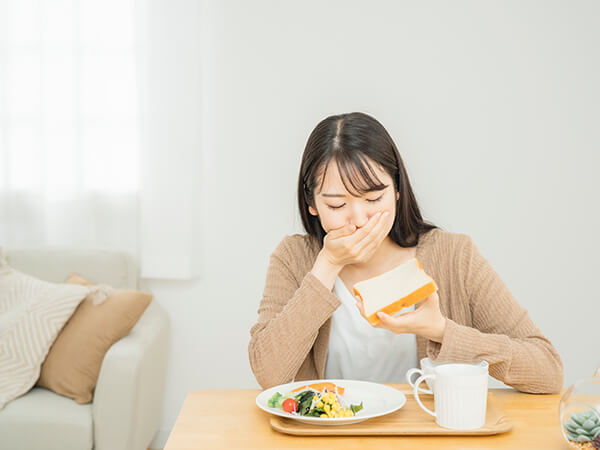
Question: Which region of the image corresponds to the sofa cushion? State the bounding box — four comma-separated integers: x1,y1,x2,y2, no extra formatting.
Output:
0,250,90,410
37,273,152,404
0,387,93,450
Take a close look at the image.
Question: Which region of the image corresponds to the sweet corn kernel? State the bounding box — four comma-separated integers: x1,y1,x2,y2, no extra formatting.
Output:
323,404,330,413
316,401,324,408
320,413,328,418
313,395,319,402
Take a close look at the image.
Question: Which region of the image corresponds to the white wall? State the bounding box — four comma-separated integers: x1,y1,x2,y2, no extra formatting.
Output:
145,1,600,447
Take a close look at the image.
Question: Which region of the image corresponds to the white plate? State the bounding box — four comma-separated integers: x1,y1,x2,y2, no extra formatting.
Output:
255,379,406,426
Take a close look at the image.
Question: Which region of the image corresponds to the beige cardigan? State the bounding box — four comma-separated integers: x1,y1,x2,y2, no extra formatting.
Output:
249,228,563,393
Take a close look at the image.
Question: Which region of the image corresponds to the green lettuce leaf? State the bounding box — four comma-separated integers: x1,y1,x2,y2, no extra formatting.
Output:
267,392,283,408
350,402,363,414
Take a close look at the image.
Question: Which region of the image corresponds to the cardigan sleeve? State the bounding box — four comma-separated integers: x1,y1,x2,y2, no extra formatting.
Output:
248,236,341,389
427,235,564,393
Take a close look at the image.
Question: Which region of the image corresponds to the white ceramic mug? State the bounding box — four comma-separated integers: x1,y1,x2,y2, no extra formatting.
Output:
406,358,489,394
406,357,436,393
413,363,489,430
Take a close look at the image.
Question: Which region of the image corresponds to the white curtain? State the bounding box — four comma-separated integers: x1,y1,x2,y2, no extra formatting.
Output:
0,0,140,258
0,0,203,279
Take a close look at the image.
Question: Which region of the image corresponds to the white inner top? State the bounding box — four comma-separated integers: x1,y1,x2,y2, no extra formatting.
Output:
324,276,418,382
353,258,431,316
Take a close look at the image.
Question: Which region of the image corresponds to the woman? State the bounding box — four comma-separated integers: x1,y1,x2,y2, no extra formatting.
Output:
249,112,563,394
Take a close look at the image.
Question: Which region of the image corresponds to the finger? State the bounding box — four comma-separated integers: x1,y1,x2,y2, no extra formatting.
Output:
327,223,357,240
355,296,366,317
355,300,364,316
352,211,389,252
355,236,380,262
358,303,385,328
376,312,400,331
374,210,393,240
377,311,390,321
376,310,416,333
376,209,393,238
350,211,383,243
355,215,390,259
415,291,438,310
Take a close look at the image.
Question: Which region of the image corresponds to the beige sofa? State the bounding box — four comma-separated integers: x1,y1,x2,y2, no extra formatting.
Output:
0,248,169,450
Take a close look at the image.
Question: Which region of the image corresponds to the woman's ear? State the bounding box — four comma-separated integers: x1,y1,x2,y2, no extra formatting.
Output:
308,205,318,216
396,191,400,201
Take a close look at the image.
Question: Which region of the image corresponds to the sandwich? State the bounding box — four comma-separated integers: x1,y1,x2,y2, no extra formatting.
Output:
353,258,438,326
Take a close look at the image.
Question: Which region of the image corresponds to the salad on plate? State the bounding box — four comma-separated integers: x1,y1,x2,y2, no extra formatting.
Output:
267,382,363,419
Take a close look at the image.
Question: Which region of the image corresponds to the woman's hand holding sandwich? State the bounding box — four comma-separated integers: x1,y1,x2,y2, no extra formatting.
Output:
355,291,447,343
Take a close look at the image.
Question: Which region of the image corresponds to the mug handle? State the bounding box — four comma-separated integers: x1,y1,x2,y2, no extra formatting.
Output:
414,374,436,417
406,368,433,394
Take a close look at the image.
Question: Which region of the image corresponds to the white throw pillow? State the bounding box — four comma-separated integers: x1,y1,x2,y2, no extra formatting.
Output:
0,249,91,410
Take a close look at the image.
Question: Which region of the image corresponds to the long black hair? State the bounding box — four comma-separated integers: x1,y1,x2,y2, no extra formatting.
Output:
298,112,438,248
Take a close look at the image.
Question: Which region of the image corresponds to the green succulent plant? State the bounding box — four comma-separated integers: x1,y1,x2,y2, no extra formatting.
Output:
563,409,600,444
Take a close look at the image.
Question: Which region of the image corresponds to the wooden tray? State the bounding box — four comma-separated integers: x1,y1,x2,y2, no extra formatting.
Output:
270,392,513,436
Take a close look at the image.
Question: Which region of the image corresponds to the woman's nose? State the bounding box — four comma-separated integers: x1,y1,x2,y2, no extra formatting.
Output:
349,206,369,229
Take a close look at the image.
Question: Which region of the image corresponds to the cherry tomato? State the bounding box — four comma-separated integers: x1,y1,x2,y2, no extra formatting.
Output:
282,398,298,413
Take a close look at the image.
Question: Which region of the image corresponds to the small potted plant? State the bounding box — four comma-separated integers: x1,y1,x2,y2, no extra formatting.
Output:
560,368,600,449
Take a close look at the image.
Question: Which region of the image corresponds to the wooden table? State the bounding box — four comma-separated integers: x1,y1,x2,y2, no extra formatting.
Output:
164,384,570,449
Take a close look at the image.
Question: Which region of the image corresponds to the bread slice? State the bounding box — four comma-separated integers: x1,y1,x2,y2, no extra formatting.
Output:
353,258,438,325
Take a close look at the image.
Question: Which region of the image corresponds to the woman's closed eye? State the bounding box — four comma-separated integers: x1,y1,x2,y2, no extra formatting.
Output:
366,194,384,203
326,194,383,210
